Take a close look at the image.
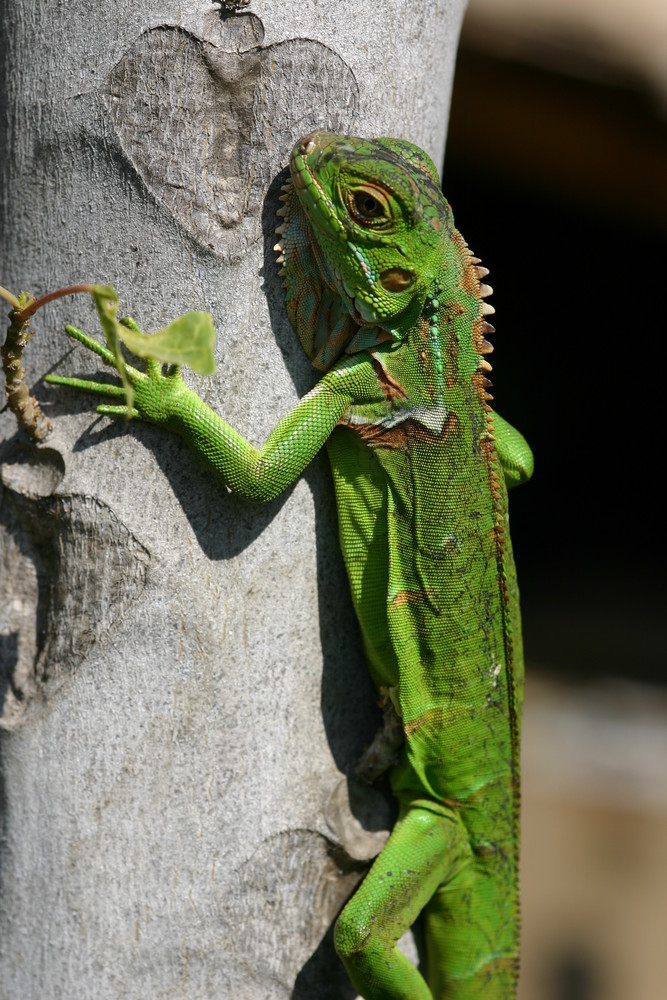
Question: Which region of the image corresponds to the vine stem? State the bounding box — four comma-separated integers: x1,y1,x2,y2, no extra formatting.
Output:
1,283,93,441
15,283,94,322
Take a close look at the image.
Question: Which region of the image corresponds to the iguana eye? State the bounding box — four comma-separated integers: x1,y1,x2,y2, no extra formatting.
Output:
355,193,381,217
347,186,389,225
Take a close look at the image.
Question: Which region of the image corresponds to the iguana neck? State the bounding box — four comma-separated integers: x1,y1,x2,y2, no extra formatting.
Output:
383,232,494,416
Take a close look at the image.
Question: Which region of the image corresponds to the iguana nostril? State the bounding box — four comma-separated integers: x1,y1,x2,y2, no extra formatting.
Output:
299,135,317,156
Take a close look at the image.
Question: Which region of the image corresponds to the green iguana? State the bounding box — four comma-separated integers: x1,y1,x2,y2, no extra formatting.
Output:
46,132,534,999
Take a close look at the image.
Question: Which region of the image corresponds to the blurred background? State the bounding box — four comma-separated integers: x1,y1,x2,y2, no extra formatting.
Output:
442,1,667,997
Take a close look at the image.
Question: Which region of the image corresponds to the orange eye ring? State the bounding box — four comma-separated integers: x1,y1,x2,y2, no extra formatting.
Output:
347,185,390,226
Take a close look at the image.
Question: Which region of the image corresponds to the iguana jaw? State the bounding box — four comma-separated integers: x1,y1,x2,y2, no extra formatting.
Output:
275,176,367,327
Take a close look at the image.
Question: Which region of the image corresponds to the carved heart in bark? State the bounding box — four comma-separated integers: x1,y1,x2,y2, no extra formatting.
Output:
105,16,359,262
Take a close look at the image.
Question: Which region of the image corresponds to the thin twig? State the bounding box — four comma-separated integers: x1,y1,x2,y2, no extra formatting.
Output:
1,307,51,441
15,283,93,322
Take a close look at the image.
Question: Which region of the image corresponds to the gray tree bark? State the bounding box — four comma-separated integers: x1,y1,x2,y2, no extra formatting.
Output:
0,2,467,996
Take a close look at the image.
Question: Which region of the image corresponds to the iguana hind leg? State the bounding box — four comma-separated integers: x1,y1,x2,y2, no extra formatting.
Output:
334,802,472,1000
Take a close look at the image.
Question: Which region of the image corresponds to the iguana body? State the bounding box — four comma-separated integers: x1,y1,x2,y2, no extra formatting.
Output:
48,132,533,999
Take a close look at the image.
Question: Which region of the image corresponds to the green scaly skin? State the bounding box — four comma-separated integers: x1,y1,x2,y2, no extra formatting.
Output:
47,132,533,999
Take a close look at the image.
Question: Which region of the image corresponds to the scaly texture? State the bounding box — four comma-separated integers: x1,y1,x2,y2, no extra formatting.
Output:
47,132,533,999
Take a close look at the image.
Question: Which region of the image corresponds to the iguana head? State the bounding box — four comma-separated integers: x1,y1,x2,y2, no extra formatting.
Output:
276,131,454,370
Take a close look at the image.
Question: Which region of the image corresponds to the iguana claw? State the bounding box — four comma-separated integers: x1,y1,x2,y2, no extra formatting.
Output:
45,322,144,417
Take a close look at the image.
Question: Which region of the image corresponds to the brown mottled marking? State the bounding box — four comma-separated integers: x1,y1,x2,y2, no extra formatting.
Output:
369,354,408,403
473,316,495,355
403,709,436,738
392,589,429,607
440,301,465,324
453,230,482,297
479,956,520,976
472,369,493,410
403,702,493,740
340,420,411,450
444,324,459,389
442,781,508,810
473,842,499,858
404,703,463,738
342,411,459,451
413,411,458,446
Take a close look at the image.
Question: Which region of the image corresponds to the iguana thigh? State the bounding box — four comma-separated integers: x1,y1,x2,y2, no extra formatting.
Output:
335,799,518,1000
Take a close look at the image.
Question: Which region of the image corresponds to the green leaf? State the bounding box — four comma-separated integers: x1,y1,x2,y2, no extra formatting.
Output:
117,312,217,376
92,284,119,305
90,285,135,414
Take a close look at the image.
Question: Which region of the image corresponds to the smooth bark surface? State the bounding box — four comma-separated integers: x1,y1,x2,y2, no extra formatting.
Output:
0,2,466,995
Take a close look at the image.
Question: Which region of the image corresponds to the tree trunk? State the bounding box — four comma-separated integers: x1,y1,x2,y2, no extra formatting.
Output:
0,2,466,996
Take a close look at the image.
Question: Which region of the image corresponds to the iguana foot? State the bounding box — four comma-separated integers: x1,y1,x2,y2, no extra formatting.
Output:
46,323,184,423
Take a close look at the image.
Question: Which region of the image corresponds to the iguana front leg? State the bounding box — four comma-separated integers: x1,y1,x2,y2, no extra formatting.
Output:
492,411,534,489
46,323,385,501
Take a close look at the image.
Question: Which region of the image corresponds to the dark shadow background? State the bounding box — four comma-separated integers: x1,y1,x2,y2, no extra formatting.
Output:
443,46,667,686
